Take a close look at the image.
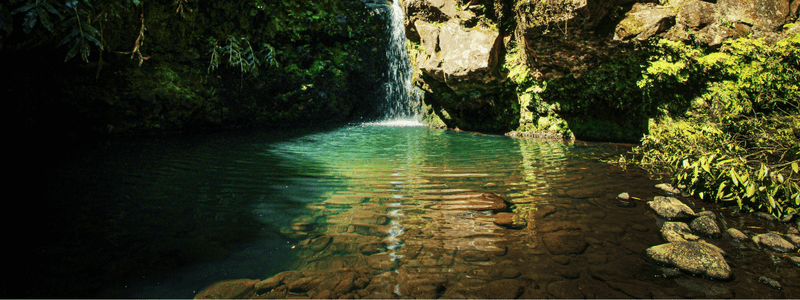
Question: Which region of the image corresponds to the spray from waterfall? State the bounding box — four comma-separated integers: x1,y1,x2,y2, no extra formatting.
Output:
378,0,421,126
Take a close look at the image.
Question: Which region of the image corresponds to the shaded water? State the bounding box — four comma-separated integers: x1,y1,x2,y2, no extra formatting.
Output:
13,124,798,298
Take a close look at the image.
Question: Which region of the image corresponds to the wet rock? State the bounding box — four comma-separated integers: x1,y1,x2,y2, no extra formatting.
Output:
648,197,697,220
661,222,700,243
492,212,526,229
787,226,800,235
727,228,748,241
655,183,682,195
195,279,258,299
542,231,588,255
697,211,716,219
691,215,721,237
753,233,796,252
617,192,630,200
758,276,782,290
789,256,800,267
645,241,731,280
786,234,800,246
431,192,509,212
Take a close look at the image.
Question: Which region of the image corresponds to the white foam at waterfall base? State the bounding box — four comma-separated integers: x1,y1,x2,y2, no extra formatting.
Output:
362,119,424,127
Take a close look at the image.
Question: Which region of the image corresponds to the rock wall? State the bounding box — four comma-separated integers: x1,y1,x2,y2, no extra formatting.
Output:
404,0,800,140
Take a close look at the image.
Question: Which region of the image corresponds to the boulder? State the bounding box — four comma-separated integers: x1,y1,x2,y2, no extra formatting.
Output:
674,0,717,29
438,20,503,87
645,241,731,280
648,197,697,220
614,3,676,41
542,231,588,255
661,222,700,242
753,233,797,252
690,215,721,237
717,0,793,31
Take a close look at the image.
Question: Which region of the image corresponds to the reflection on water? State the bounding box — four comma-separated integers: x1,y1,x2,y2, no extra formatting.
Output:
16,125,797,298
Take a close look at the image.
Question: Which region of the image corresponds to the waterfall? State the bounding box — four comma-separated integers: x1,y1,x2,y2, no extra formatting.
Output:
379,0,420,125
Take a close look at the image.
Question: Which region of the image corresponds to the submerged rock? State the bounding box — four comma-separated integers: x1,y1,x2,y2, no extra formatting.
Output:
648,197,697,220
195,279,259,299
752,233,796,252
645,241,731,280
542,231,588,255
785,234,800,246
661,222,699,243
492,212,526,229
690,215,721,238
431,192,509,212
727,228,748,241
758,276,782,290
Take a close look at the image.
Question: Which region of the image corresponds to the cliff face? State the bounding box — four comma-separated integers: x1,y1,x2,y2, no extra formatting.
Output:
404,0,800,141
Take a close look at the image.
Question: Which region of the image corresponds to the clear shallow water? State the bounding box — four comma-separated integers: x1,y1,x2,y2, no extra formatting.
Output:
10,124,798,298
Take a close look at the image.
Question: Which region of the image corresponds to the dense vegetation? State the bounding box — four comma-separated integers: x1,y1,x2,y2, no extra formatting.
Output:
630,35,800,218
2,0,387,137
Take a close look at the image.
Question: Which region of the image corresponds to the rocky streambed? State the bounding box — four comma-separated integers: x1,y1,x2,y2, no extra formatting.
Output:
195,171,800,299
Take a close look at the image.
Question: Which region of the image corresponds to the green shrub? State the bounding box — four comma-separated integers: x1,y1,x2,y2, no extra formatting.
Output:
632,35,800,218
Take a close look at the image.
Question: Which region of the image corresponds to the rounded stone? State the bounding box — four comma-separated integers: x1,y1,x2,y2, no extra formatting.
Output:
727,228,748,241
690,215,721,237
753,233,796,252
648,197,697,220
661,222,699,243
645,241,731,280
542,231,588,255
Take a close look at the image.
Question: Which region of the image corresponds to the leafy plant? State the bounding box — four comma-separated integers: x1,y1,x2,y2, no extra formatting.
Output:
631,35,800,218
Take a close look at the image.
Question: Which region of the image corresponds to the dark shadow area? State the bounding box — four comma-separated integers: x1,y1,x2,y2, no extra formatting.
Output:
6,126,342,298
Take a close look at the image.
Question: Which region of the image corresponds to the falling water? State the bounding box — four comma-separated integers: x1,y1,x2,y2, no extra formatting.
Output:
379,0,420,124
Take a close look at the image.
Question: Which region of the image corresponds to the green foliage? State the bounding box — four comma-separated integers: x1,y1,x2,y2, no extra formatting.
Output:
632,35,800,218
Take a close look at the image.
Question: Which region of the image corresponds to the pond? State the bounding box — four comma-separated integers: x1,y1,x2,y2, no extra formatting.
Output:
10,121,798,298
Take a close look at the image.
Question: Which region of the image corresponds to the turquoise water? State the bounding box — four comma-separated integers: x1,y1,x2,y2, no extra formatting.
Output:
12,123,796,298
